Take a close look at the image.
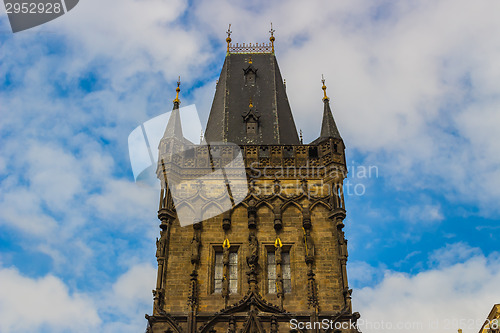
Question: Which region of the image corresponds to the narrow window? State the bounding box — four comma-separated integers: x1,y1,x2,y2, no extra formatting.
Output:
267,248,291,294
213,249,238,294
214,252,223,293
282,252,291,293
228,252,238,293
267,251,276,293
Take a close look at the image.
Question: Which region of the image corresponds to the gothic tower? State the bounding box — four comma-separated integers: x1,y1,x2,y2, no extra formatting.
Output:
146,26,360,333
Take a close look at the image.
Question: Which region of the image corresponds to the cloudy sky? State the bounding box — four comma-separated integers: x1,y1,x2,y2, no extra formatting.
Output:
1,0,500,332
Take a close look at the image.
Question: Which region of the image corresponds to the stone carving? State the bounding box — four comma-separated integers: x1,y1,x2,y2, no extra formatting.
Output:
307,270,319,309
339,230,348,258
247,200,257,228
302,205,311,230
222,278,229,298
191,234,200,264
188,270,198,307
223,243,230,265
273,206,282,230
222,242,230,298
275,244,282,265
304,230,315,263
270,316,278,333
156,232,167,259
153,289,164,313
247,233,259,267
343,288,353,312
227,315,236,333
246,232,259,290
222,211,231,230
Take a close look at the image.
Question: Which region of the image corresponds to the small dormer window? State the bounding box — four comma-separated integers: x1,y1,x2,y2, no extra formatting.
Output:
245,72,255,86
246,119,257,134
242,100,260,135
243,64,258,87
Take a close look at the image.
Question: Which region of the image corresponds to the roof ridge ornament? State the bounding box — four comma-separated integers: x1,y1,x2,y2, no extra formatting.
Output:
321,74,329,101
173,76,181,104
226,24,232,53
225,24,275,54
269,22,275,53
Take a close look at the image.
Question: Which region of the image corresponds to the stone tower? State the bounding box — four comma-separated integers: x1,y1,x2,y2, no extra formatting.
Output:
146,27,360,333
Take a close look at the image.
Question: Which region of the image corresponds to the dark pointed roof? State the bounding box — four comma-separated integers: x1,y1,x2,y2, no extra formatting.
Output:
320,98,342,140
162,100,184,140
314,77,342,142
160,81,192,145
205,52,300,145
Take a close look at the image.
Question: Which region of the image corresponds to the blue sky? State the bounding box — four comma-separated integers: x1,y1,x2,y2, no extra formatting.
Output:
1,0,500,332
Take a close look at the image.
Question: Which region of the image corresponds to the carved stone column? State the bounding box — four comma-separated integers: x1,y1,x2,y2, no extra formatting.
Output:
222,239,230,304
154,197,175,314
246,230,259,292
275,238,284,309
247,200,257,229
188,225,201,332
273,206,282,230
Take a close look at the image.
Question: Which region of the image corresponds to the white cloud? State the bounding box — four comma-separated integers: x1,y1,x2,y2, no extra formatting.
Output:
97,263,157,333
399,203,444,224
0,135,156,278
0,266,100,333
110,263,156,311
0,263,157,333
50,0,213,84
353,245,500,333
0,186,59,237
428,242,482,268
348,260,387,287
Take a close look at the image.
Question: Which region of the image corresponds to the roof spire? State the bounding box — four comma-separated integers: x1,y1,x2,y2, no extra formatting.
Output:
226,24,232,53
269,22,275,53
173,76,181,105
161,78,186,140
321,74,329,101
319,75,341,140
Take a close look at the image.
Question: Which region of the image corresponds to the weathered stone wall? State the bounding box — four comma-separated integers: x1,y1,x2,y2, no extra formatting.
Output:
148,138,358,332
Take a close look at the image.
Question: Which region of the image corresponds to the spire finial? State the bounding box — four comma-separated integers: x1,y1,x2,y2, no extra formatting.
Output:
173,76,181,104
321,74,329,101
249,98,253,108
300,129,303,144
269,22,275,53
226,24,232,53
248,56,252,64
